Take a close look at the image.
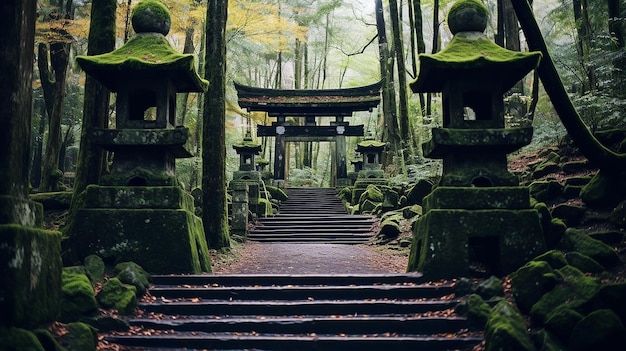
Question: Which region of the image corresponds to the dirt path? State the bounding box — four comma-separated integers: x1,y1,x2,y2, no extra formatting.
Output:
211,242,409,275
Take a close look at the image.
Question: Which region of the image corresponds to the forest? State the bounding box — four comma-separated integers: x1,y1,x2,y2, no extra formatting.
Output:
32,0,625,240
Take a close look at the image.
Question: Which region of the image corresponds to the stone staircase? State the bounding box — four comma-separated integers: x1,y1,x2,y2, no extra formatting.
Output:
105,274,483,350
248,187,377,244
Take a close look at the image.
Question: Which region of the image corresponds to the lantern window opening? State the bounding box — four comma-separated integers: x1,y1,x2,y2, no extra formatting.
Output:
129,89,158,122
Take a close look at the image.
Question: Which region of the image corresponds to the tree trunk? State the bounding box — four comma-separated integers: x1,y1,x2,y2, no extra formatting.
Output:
178,27,196,126
0,0,37,200
511,0,626,174
202,0,231,249
375,0,402,171
573,0,596,92
389,0,414,164
608,0,626,74
72,0,116,201
409,0,427,120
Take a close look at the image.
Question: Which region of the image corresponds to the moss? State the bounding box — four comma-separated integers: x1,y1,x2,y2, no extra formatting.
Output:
131,0,171,35
530,265,601,325
60,269,98,322
62,322,98,351
32,328,65,351
448,0,489,34
510,260,559,314
84,254,105,283
0,327,44,351
565,251,604,273
460,294,492,330
559,228,621,269
569,309,626,350
356,139,386,149
532,249,568,269
484,300,535,351
114,262,150,296
544,304,584,341
265,185,288,202
29,191,73,211
97,277,137,315
0,225,62,328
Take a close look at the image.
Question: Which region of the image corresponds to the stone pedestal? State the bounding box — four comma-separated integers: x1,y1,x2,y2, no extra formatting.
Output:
68,185,210,274
230,182,249,239
408,187,546,278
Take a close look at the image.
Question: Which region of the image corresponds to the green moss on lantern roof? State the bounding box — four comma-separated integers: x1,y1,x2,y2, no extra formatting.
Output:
233,139,262,153
76,33,208,93
410,31,541,93
357,139,386,150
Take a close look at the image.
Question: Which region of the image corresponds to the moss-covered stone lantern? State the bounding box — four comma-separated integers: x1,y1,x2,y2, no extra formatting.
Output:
407,0,546,279
233,132,263,176
67,0,211,274
351,138,389,206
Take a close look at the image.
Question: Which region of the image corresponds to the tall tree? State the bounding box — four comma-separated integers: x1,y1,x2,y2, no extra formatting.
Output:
38,0,74,191
573,0,597,92
389,0,414,164
72,0,116,201
202,0,231,249
375,0,402,171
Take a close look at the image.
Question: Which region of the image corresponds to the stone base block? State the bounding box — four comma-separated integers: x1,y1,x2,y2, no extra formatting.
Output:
0,225,62,328
408,209,546,279
424,186,531,211
69,208,210,274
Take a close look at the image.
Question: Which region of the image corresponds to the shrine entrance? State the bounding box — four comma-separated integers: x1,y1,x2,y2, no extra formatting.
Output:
234,81,382,187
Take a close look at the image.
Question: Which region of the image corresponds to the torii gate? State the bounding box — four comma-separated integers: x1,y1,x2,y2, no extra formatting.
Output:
234,81,382,186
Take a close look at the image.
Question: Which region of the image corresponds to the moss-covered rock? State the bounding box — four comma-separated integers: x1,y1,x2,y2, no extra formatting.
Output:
113,262,150,296
81,315,130,332
564,251,604,273
529,266,601,325
533,249,568,269
405,179,434,206
60,322,98,351
580,282,626,322
0,327,44,351
401,204,422,219
484,300,536,351
550,204,585,226
529,180,563,202
60,268,98,323
510,260,560,314
83,254,105,283
532,329,567,351
544,304,584,341
265,185,288,202
31,328,64,351
378,214,403,238
569,309,626,351
475,276,504,299
558,228,621,269
545,218,567,249
458,294,492,330
580,170,626,208
97,277,137,315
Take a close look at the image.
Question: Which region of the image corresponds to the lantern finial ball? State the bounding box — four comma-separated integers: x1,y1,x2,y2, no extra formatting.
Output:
132,0,171,36
447,0,489,35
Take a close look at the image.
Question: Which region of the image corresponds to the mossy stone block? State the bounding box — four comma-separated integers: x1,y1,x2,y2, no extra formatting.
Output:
69,208,210,274
565,251,604,273
409,209,545,279
29,191,73,211
83,185,195,210
484,300,535,351
32,328,64,351
533,249,568,269
0,225,62,329
458,294,491,330
550,204,585,226
60,269,98,323
405,179,434,206
97,277,137,315
423,186,531,211
528,180,563,202
475,276,504,299
0,196,44,227
580,170,626,208
544,304,583,342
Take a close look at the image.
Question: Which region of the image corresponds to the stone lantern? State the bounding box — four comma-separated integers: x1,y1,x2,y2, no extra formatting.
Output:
407,0,546,279
233,132,263,178
67,0,211,274
351,138,388,206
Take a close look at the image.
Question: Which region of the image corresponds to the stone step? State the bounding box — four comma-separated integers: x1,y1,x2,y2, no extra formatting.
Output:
103,273,483,351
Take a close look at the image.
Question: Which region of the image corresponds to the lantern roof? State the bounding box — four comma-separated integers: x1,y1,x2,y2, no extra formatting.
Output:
410,0,541,93
76,0,208,93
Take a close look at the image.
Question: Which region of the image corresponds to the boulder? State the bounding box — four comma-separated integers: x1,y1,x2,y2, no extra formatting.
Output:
484,300,536,351
569,309,626,351
457,294,491,330
550,204,585,226
405,178,434,205
0,327,44,351
533,249,568,269
113,261,150,296
60,268,98,322
97,277,137,315
558,228,621,269
529,180,562,202
475,276,504,299
509,260,560,313
544,304,583,341
564,252,604,273
60,322,98,351
84,254,105,283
